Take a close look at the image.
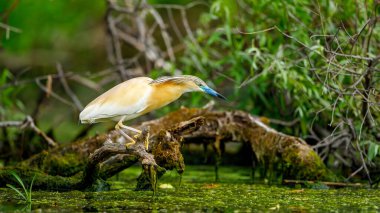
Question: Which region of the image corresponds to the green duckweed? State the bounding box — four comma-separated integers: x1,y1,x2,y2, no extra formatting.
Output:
0,165,379,212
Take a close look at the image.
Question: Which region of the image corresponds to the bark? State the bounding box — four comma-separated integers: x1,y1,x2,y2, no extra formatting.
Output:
0,116,202,191
0,107,334,192
178,108,332,181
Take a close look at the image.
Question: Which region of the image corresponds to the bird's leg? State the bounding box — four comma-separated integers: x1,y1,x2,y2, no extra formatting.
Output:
117,121,142,139
118,129,136,147
117,121,141,134
115,119,149,150
115,121,136,147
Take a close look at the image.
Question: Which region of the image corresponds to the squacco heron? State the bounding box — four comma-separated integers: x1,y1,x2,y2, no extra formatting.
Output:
79,75,226,147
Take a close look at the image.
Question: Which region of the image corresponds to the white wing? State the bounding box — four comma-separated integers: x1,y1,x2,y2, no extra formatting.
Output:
79,77,153,123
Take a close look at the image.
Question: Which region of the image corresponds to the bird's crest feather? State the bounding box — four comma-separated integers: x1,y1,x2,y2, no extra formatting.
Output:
150,75,206,86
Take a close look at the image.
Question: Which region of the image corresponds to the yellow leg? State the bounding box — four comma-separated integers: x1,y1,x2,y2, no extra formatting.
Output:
115,121,138,147
144,132,150,150
118,129,136,147
115,119,148,150
117,120,141,134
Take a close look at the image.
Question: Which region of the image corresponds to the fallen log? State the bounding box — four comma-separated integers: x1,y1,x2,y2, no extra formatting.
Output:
0,117,203,191
0,107,334,192
180,109,334,181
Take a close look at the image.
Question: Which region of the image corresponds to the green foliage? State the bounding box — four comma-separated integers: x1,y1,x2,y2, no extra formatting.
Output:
1,0,379,176
362,140,380,162
169,0,380,170
0,69,25,119
178,0,327,135
0,69,26,146
6,171,36,203
0,0,106,69
148,0,193,4
1,0,104,52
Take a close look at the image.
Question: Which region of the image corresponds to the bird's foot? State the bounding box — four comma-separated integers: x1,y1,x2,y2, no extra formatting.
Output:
125,139,136,148
144,132,150,151
118,129,136,148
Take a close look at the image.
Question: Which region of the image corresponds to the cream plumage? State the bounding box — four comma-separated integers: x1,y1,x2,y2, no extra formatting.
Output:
80,77,153,123
80,75,225,147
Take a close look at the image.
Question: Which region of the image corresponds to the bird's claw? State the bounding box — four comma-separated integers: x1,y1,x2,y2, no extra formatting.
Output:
125,140,136,148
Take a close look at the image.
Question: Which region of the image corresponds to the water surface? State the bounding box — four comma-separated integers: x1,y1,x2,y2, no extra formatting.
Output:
0,165,379,212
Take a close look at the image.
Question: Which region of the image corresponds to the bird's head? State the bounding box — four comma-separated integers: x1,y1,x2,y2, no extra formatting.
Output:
151,75,227,100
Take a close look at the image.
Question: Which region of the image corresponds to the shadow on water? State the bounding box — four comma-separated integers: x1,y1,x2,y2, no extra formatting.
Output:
0,202,31,212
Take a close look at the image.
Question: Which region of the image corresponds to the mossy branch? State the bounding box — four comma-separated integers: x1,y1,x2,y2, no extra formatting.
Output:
0,107,333,192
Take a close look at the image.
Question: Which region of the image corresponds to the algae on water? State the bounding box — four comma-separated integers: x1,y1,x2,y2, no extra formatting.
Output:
1,166,379,212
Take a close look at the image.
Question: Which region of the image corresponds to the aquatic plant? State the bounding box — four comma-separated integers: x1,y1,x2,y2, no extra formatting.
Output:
6,171,35,203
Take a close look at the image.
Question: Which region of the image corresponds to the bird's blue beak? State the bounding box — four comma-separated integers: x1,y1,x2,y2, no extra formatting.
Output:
200,86,227,100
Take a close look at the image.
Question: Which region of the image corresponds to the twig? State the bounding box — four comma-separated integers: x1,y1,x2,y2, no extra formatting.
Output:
166,8,183,40
349,18,371,54
333,152,351,167
152,1,208,10
107,0,134,14
35,78,76,109
345,165,363,181
268,118,300,127
106,0,128,80
0,23,21,33
230,26,276,35
283,179,364,188
56,63,83,111
0,116,57,148
356,140,372,184
238,71,267,88
180,8,203,56
70,75,102,92
0,22,22,36
324,50,372,61
149,7,175,62
0,121,23,127
116,29,145,51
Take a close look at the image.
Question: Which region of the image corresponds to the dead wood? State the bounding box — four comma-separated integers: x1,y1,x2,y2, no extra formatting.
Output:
0,107,333,192
138,107,333,181
181,109,332,180
0,116,203,191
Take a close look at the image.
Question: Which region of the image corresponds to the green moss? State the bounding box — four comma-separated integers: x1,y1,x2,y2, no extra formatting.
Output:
42,153,83,177
0,167,78,190
0,166,378,212
281,144,336,181
20,148,87,178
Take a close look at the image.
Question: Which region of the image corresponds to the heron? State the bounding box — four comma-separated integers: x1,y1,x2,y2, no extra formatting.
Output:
79,75,226,148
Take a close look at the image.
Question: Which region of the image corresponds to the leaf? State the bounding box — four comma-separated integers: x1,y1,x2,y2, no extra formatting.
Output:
0,69,11,85
368,142,379,162
6,184,27,201
207,31,223,45
9,171,28,196
28,174,36,202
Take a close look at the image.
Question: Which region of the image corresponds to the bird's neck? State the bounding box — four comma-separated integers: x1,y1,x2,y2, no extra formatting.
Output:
142,82,187,114
153,82,187,99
